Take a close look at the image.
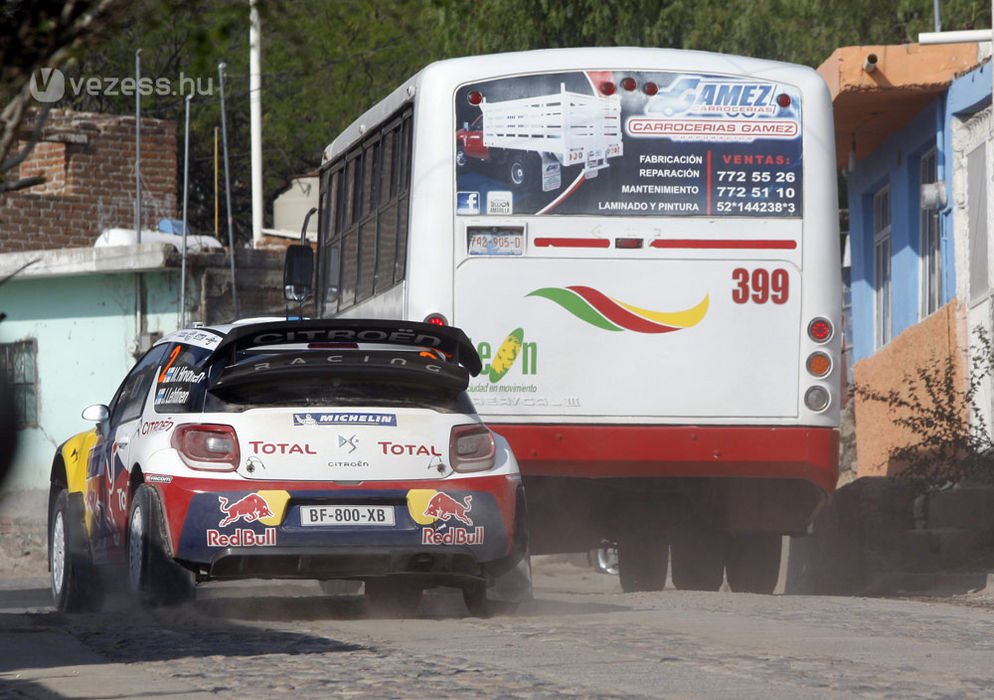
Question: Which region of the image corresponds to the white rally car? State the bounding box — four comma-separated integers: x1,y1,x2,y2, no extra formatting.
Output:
48,318,531,616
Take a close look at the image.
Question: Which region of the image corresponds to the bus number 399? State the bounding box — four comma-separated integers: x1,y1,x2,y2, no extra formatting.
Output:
731,268,789,304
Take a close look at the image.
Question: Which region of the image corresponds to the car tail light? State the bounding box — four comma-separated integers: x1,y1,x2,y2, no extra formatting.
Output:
171,424,240,471
449,424,496,473
807,317,833,343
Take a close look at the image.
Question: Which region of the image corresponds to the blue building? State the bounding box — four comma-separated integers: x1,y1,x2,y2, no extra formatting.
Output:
818,43,989,475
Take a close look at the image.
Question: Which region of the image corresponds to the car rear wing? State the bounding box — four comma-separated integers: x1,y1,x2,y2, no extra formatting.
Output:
210,319,483,376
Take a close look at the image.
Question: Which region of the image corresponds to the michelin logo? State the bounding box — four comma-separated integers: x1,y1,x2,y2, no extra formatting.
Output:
457,191,481,215
293,412,397,426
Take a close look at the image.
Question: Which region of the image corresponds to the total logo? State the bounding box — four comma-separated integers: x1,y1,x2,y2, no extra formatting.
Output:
407,490,485,546
378,441,442,457
475,328,538,383
250,441,316,455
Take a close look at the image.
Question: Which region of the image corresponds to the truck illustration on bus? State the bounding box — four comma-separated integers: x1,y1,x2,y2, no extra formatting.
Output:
456,83,623,191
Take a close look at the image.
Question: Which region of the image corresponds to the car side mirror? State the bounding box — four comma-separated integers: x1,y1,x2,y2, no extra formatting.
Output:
81,404,109,423
284,207,316,303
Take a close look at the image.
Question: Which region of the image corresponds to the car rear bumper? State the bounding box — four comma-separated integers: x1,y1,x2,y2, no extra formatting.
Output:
150,474,525,581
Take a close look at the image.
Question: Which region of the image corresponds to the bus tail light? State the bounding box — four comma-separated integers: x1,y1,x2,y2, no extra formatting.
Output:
615,237,643,249
620,77,637,92
599,81,616,96
424,313,448,327
467,90,483,105
449,424,496,473
643,81,659,96
171,424,240,471
806,352,832,377
804,386,831,412
807,317,833,343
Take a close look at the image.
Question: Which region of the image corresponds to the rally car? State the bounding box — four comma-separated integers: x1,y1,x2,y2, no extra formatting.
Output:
48,318,531,616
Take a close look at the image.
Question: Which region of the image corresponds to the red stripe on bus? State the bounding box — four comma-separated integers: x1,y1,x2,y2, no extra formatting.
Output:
534,238,611,248
489,424,839,495
650,239,798,250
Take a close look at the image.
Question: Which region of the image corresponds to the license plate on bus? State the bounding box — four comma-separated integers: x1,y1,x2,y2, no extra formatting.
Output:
468,228,523,256
299,505,396,527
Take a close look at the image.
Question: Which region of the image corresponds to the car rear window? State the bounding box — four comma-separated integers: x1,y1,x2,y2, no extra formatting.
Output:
202,349,476,414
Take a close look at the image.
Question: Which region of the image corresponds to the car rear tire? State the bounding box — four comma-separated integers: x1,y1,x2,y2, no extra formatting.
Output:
462,580,519,618
617,536,668,592
364,577,422,617
127,484,194,606
670,532,726,592
725,534,782,594
50,489,101,612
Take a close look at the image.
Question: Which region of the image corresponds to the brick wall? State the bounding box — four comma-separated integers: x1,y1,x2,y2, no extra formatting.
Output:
852,300,967,477
0,110,177,253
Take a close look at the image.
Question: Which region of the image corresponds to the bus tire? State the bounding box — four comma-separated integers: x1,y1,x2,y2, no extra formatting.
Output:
670,532,725,591
725,534,782,594
617,536,667,592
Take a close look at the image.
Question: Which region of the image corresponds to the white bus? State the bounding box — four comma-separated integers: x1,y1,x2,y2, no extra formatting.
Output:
305,47,841,594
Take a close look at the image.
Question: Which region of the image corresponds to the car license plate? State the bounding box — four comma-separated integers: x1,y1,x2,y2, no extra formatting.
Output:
468,230,523,256
299,505,395,527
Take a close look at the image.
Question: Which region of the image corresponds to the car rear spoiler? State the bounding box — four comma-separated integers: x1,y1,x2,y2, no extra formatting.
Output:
210,319,483,376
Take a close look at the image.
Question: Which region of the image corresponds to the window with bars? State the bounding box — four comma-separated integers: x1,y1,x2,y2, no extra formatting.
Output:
873,186,892,349
319,106,413,315
919,148,942,318
1,340,38,428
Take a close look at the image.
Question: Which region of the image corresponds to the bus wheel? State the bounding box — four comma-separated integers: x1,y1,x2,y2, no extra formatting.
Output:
617,536,667,592
670,532,726,591
725,534,782,594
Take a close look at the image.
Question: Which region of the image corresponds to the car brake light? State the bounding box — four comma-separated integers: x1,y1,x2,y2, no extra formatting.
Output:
449,424,496,473
171,424,240,471
424,313,448,327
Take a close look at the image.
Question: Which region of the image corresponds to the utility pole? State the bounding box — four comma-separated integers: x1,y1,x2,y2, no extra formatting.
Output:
250,0,263,248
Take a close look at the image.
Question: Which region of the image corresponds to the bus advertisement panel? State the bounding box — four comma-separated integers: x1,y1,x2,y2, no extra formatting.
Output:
454,70,802,218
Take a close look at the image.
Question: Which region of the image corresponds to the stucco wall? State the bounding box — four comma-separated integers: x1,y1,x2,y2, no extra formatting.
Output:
0,270,180,491
852,300,966,477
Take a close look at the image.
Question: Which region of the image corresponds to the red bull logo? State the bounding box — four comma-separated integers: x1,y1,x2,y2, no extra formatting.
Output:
218,493,274,527
423,492,473,526
206,528,276,547
421,527,485,545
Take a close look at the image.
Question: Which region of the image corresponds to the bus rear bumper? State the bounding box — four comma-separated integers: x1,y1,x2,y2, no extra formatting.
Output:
490,424,840,495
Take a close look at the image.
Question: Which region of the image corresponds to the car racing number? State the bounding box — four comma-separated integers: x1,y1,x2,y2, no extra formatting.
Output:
299,505,396,526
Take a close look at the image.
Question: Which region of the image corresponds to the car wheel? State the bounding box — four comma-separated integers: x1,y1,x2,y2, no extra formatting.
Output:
50,489,100,612
725,534,782,594
670,532,726,592
462,580,519,618
617,536,667,592
364,577,422,617
127,484,194,606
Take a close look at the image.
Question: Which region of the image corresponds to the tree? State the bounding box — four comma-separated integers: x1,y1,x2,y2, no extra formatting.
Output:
0,0,128,194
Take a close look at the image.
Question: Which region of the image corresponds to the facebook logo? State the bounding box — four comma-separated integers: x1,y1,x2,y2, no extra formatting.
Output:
457,191,481,215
